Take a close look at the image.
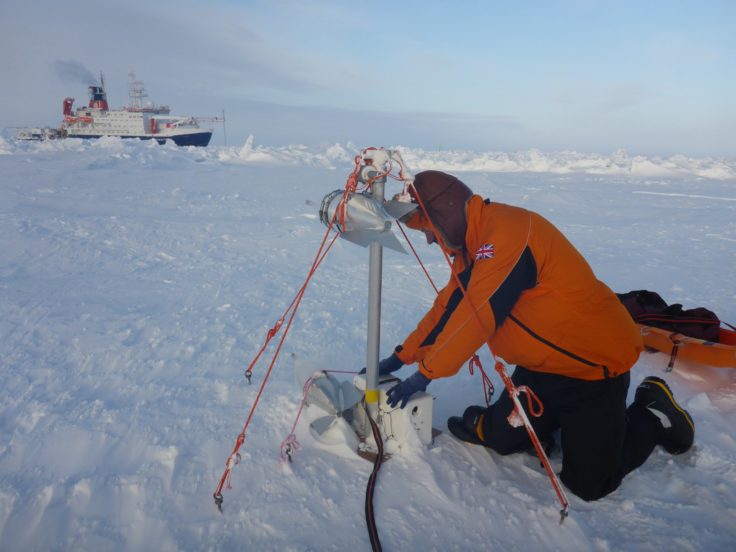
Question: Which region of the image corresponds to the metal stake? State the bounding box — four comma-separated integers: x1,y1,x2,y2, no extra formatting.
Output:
365,178,386,419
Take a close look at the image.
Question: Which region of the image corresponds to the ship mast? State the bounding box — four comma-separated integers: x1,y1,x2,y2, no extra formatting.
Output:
128,71,148,110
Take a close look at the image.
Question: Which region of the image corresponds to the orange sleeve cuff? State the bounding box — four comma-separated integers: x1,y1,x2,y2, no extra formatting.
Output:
395,345,412,365
418,360,434,380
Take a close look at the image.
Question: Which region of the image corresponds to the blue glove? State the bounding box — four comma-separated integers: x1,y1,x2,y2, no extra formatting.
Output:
386,371,430,409
359,352,404,376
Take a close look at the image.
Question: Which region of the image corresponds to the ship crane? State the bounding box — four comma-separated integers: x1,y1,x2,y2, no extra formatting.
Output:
192,111,227,145
192,116,225,123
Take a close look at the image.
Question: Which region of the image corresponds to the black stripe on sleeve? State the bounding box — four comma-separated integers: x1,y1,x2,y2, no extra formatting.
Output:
489,246,537,327
419,264,473,348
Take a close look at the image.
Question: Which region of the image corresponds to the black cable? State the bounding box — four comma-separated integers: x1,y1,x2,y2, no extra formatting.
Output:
364,403,384,552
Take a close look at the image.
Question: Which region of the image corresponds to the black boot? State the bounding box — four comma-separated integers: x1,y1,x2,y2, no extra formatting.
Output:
448,405,486,445
634,376,694,454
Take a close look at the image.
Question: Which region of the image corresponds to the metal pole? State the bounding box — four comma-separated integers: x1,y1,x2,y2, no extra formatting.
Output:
222,109,227,146
365,178,385,419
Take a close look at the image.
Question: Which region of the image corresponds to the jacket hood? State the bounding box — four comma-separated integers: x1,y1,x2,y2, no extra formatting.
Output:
410,171,474,250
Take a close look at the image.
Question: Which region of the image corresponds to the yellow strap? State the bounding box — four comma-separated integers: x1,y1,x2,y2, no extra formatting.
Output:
475,413,486,442
365,389,380,403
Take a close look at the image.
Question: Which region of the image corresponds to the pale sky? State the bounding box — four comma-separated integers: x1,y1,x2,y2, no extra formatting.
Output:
1,0,734,155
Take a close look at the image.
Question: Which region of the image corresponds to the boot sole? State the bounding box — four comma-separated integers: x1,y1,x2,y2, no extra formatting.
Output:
643,378,694,432
642,377,694,453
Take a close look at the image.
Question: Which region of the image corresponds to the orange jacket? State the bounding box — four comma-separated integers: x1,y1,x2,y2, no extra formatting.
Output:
396,196,643,381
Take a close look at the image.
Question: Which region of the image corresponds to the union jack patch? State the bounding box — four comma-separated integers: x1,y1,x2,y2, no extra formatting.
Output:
475,243,495,260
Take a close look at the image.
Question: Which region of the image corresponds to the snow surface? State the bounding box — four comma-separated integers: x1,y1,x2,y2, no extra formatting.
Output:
0,136,735,551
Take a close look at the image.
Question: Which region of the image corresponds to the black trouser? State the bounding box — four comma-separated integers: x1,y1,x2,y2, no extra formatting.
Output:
480,366,660,501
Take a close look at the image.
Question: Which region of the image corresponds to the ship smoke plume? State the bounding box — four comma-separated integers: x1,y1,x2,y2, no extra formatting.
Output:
54,60,96,85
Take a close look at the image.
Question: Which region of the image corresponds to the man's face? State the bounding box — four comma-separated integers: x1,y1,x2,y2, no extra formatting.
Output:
404,209,438,245
402,205,460,254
